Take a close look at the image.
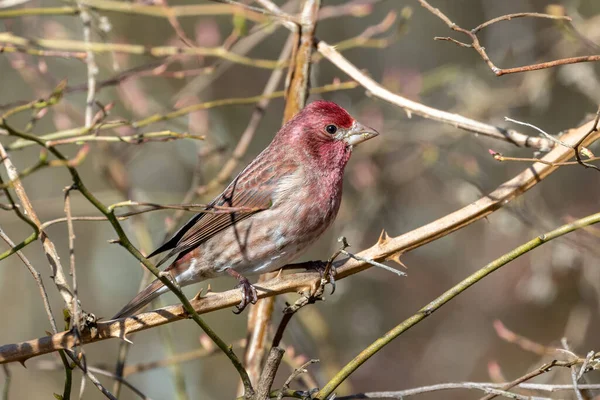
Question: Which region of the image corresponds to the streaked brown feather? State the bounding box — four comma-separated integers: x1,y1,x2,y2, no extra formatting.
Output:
150,154,298,266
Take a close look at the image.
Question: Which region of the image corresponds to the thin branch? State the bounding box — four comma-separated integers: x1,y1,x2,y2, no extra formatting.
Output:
479,359,581,400
1,365,9,400
315,40,554,150
210,0,299,25
36,360,151,400
0,0,268,22
7,81,357,151
573,105,600,171
78,4,97,128
417,0,600,76
336,381,600,399
0,229,58,333
472,12,572,34
489,151,600,168
0,176,39,260
64,351,117,400
276,359,319,400
122,339,246,377
0,142,75,308
194,34,294,200
0,32,282,69
493,320,556,356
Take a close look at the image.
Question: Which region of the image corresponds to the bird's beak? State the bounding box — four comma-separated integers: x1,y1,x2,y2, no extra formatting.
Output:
342,121,379,147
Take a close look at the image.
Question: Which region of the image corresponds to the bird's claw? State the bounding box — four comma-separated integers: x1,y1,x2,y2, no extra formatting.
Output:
233,277,258,314
313,260,337,295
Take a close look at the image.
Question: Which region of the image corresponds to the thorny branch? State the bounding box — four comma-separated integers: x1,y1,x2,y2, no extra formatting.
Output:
1,117,598,367
0,142,75,309
0,121,256,398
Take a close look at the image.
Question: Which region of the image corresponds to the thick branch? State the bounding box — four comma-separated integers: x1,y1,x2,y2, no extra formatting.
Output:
1,117,597,366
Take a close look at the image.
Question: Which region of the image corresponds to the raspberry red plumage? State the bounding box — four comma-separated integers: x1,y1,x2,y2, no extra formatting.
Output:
113,101,378,318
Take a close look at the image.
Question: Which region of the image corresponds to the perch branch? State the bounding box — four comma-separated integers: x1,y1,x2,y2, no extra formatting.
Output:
1,117,597,367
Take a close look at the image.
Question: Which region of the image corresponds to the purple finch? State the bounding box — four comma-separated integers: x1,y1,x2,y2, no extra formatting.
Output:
113,101,378,318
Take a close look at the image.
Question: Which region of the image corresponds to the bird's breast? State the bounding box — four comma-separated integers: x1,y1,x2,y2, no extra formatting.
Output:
185,166,345,277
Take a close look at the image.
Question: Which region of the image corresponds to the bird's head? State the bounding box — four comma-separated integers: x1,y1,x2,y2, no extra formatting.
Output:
277,100,379,171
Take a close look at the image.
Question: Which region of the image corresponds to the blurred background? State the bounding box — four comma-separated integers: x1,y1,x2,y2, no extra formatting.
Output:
2,0,600,399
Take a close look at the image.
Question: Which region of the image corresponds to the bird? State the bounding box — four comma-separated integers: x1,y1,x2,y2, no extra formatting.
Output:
113,100,379,318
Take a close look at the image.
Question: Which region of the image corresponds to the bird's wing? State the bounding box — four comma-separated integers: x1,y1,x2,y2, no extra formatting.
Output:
149,155,297,265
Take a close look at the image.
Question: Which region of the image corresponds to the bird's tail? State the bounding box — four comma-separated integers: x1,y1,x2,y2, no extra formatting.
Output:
112,279,168,319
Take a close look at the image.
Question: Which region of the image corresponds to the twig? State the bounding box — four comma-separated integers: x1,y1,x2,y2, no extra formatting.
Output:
504,117,572,149
0,32,282,69
417,0,600,76
1,79,67,119
480,359,580,400
57,350,73,400
35,360,151,400
472,12,572,34
503,115,600,171
210,0,298,25
493,320,555,356
270,243,343,350
0,229,58,333
121,339,246,376
7,80,358,151
276,359,319,400
0,1,268,22
489,151,600,168
315,40,554,150
194,34,294,201
77,3,97,128
0,61,200,111
0,177,38,261
561,339,584,400
63,184,89,400
572,105,600,171
1,365,9,400
64,351,117,400
318,0,383,20
45,130,204,147
0,142,75,308
340,249,406,277
336,381,600,399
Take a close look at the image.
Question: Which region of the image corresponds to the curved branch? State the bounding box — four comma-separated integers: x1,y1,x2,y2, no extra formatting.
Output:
316,39,555,150
1,117,598,366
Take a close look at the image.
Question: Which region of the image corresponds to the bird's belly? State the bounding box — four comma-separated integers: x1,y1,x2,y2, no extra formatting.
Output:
205,205,331,276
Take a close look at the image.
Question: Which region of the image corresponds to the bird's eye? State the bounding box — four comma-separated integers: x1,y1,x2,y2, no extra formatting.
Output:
325,124,338,134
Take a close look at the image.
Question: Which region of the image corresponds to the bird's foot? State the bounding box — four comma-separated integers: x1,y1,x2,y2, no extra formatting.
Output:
310,260,338,295
227,269,258,314
281,260,338,294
